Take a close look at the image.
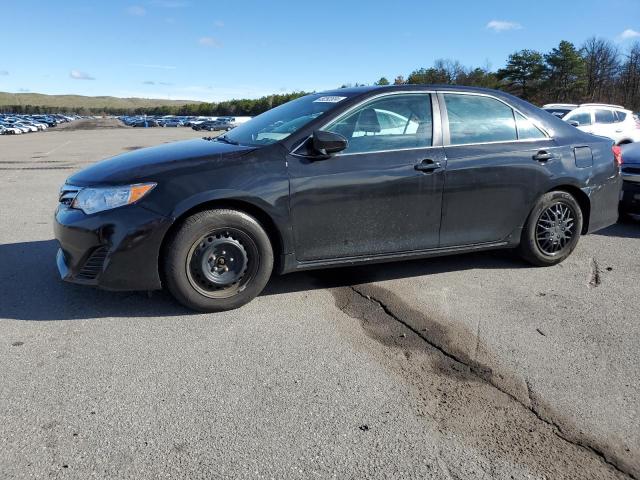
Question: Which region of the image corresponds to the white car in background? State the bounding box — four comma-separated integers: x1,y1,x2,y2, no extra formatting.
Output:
13,122,37,133
560,103,640,145
542,103,578,118
0,124,23,134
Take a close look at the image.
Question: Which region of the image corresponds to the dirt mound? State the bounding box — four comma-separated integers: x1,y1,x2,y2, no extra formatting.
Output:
53,118,129,131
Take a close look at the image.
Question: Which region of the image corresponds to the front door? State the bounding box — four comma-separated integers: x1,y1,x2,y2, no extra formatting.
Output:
287,93,446,261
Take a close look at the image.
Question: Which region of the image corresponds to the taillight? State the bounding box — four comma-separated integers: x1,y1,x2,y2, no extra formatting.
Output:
612,145,623,166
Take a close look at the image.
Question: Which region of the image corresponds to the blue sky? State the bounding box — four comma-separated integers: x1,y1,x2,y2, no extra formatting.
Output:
1,0,639,102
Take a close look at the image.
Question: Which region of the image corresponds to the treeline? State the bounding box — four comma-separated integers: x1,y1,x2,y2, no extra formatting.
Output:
373,37,640,110
0,92,309,116
3,38,639,117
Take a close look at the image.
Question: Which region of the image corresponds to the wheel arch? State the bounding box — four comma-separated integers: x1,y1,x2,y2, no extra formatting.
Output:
159,197,286,281
546,184,591,234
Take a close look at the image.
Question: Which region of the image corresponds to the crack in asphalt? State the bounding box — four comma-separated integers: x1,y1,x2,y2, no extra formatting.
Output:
589,257,602,287
346,285,635,480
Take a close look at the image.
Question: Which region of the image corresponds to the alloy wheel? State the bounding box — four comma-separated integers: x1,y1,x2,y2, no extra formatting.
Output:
535,201,576,256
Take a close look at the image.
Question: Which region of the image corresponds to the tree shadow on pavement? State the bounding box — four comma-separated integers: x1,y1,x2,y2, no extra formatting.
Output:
263,248,527,297
0,239,187,321
0,239,528,321
593,218,640,239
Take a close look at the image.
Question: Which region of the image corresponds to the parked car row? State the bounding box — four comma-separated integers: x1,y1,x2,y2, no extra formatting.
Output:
191,117,237,132
0,114,79,135
543,103,640,145
118,115,245,131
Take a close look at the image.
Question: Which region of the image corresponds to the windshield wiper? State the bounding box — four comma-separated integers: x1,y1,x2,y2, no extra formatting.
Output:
216,135,240,145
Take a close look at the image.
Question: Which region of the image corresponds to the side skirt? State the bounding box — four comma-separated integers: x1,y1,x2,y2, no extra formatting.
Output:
279,240,510,274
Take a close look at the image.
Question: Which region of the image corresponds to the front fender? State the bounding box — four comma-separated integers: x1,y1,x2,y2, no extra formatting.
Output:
167,188,294,256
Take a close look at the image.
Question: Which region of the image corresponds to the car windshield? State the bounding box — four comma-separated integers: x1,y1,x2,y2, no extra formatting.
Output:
222,93,351,146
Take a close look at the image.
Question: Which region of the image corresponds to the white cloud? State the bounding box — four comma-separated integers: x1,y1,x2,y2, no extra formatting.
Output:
143,80,156,85
199,37,222,48
0,70,8,76
214,20,224,28
70,70,95,80
619,29,640,41
486,20,522,32
126,5,146,16
130,63,177,70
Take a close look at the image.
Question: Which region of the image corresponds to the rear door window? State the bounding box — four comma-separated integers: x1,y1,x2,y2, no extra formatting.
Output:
594,109,615,124
443,94,517,144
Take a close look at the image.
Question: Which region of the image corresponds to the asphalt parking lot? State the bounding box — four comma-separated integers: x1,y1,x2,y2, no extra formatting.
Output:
1,124,638,479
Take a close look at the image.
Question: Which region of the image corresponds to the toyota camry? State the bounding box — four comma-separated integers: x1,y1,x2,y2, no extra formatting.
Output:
54,85,622,311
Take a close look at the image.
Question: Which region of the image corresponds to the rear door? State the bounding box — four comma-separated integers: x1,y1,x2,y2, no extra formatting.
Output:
438,92,561,247
593,108,619,142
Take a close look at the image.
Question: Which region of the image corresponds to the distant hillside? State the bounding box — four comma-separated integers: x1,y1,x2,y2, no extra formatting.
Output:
0,91,202,111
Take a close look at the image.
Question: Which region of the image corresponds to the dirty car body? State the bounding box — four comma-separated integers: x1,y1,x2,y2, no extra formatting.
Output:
54,85,622,310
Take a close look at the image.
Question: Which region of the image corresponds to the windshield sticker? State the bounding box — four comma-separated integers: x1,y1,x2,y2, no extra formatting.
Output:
313,96,347,103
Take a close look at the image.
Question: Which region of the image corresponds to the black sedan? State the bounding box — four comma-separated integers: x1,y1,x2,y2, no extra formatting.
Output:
54,85,622,311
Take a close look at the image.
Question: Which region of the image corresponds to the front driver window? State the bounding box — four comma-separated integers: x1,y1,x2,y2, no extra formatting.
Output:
322,94,433,154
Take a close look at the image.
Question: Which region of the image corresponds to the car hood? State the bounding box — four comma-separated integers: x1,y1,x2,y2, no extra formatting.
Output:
621,142,640,165
67,138,257,185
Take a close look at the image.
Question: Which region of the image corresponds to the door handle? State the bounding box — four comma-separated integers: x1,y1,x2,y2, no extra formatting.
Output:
532,151,554,162
414,159,441,173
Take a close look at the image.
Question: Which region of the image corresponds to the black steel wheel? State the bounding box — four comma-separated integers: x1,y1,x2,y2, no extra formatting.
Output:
163,209,274,312
186,228,257,299
518,191,583,266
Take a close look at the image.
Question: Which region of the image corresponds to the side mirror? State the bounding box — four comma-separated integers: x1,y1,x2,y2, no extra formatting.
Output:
312,130,348,157
568,120,580,127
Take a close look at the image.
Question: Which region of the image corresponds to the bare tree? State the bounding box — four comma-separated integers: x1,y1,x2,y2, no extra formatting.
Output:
581,37,620,103
618,42,640,111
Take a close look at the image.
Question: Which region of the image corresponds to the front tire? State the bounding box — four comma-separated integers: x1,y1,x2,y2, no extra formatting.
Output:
518,191,583,266
163,209,274,312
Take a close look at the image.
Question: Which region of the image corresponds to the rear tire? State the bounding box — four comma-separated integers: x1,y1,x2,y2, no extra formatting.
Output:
163,209,273,312
518,191,583,266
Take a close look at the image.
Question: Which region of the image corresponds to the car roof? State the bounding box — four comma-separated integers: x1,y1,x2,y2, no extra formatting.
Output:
576,103,628,111
318,84,524,97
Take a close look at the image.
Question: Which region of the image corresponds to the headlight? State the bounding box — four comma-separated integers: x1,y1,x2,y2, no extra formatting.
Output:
71,183,156,214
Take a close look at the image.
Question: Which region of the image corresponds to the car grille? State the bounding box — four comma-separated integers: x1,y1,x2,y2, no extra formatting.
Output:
59,185,82,206
77,246,109,280
623,166,640,175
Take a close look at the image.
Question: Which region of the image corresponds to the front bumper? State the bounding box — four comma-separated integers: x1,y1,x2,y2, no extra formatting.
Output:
54,203,173,291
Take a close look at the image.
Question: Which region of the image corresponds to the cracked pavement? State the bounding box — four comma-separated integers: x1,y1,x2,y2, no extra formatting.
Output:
1,127,639,479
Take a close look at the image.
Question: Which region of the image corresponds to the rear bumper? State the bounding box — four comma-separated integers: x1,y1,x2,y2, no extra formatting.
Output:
54,204,173,291
620,179,640,214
